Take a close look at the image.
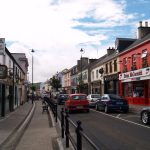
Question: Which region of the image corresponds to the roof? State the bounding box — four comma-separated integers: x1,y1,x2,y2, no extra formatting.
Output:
120,33,150,55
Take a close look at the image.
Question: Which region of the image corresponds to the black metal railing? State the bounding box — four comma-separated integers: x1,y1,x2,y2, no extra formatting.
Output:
44,97,57,122
45,98,100,150
60,108,100,150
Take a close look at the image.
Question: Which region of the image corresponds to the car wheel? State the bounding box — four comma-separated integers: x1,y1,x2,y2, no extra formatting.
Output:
141,111,150,125
104,105,109,113
95,104,99,111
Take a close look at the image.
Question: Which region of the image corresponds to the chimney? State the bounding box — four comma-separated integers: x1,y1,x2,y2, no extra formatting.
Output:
107,47,115,55
139,21,142,27
145,21,148,27
138,21,150,39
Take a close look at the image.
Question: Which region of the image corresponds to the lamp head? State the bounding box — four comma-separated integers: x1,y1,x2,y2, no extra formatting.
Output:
31,49,35,53
80,48,84,53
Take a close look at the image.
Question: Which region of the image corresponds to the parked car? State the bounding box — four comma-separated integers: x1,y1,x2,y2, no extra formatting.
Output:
57,94,69,105
95,94,129,113
87,94,101,107
65,93,89,113
140,107,150,125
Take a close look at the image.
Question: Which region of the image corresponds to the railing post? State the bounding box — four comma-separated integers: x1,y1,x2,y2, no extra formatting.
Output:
65,111,69,148
55,103,57,122
76,120,83,150
61,108,64,138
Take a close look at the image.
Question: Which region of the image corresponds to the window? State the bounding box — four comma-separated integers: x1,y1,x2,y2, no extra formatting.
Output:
92,71,94,80
133,82,144,97
142,49,148,68
131,54,137,70
109,62,112,73
105,64,108,74
114,60,117,72
124,83,132,97
96,70,98,79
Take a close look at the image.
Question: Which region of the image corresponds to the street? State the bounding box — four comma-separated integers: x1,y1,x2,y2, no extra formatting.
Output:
57,105,150,150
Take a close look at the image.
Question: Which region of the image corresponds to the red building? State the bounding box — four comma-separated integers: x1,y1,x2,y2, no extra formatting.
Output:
119,21,150,105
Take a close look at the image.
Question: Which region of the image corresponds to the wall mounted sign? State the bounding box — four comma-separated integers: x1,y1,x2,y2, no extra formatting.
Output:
0,65,7,79
119,67,150,81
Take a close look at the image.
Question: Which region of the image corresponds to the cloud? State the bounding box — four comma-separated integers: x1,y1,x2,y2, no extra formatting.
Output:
0,0,148,82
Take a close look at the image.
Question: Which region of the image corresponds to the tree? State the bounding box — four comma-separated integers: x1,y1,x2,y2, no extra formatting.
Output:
50,76,61,91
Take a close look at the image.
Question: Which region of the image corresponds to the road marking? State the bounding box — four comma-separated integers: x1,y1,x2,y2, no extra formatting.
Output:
116,114,121,118
91,109,150,129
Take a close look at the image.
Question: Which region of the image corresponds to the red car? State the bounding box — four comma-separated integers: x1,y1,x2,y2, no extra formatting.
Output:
65,94,89,113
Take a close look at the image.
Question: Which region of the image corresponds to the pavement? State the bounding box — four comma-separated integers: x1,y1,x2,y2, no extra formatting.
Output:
0,100,148,150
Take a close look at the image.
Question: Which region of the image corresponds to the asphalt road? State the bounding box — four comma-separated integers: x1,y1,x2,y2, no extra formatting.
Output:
57,105,150,150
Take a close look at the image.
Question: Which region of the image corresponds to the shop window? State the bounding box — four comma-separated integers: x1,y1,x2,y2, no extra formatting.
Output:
133,82,144,97
124,82,132,97
107,81,113,92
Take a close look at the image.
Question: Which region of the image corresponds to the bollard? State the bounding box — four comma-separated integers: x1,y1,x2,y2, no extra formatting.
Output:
65,111,69,148
61,108,64,138
76,120,83,150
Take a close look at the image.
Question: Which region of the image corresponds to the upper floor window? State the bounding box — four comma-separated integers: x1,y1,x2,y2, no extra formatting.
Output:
96,70,98,79
131,54,137,70
142,49,148,68
114,59,117,72
109,62,112,73
105,64,108,74
92,71,94,80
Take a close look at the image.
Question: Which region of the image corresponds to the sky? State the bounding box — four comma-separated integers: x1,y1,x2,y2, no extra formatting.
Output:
0,0,150,83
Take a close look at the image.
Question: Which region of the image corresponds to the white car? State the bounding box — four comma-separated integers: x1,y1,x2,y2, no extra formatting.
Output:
87,94,101,107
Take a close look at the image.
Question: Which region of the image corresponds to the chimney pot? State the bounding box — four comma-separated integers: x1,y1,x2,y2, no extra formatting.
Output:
139,21,142,27
145,21,148,27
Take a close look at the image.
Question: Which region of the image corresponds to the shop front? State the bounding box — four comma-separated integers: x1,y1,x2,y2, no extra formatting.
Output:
91,81,101,94
119,67,150,105
104,73,120,95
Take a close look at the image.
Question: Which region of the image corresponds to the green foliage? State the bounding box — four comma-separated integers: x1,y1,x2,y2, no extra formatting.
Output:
30,85,36,91
50,76,61,91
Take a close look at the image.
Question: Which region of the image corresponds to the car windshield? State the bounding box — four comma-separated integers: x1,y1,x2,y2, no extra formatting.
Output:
91,94,100,98
109,94,123,100
72,95,87,100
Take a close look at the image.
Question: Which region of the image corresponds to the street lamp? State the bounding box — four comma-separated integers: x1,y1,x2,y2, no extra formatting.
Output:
31,49,35,104
80,48,85,93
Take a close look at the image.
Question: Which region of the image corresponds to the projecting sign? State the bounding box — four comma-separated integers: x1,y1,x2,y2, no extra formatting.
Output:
0,65,7,79
0,38,5,55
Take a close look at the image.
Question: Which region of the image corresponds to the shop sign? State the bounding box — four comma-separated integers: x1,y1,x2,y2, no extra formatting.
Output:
0,38,5,55
119,67,150,80
0,65,7,79
104,73,118,81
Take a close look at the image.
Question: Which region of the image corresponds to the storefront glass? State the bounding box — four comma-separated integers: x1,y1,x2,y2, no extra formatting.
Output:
124,82,132,97
133,82,144,97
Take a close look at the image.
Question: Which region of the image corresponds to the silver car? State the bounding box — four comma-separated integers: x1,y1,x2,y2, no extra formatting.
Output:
87,94,101,107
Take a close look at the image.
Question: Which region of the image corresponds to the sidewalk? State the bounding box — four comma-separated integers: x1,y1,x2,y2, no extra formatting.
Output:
0,100,60,150
0,101,33,147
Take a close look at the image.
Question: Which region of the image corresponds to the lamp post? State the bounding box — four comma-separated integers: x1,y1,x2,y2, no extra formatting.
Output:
80,48,85,93
31,49,35,104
